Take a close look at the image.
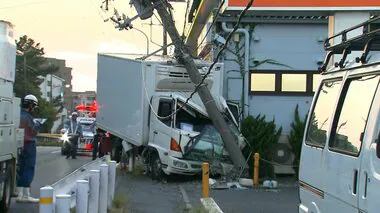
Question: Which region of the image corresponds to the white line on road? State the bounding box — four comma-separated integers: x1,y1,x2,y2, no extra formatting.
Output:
179,186,192,210
51,150,61,154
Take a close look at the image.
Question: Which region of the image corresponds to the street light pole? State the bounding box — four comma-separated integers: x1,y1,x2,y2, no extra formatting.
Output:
132,27,149,55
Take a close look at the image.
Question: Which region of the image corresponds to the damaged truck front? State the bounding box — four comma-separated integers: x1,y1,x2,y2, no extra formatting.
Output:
96,54,245,179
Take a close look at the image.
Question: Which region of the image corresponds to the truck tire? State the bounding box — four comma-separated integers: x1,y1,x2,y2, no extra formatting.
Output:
0,166,13,213
149,152,164,181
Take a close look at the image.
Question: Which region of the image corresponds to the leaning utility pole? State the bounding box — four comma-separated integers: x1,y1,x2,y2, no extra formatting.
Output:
141,0,246,170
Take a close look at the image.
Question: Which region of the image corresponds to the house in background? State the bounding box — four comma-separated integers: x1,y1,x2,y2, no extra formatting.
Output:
38,74,69,133
187,0,380,174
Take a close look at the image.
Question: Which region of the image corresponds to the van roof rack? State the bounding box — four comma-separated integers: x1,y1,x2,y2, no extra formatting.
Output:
319,16,380,72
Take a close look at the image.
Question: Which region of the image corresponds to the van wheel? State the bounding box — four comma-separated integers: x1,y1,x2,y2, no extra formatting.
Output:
0,166,13,213
150,152,164,181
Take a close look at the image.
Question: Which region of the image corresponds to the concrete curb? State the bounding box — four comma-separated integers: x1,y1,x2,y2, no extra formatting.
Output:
200,198,223,213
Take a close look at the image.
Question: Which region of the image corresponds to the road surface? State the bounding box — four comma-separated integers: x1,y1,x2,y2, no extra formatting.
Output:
116,173,299,213
9,146,92,213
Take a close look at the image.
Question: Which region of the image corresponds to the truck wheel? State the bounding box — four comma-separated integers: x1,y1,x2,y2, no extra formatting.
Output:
150,152,164,181
0,166,13,213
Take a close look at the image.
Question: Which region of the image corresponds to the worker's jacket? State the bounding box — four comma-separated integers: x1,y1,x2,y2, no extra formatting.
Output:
20,109,41,142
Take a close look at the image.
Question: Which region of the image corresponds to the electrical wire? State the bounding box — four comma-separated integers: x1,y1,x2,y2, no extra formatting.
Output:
0,0,53,10
141,0,255,120
195,0,226,51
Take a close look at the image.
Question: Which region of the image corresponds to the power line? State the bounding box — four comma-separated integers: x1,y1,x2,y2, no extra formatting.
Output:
0,0,52,10
142,0,254,120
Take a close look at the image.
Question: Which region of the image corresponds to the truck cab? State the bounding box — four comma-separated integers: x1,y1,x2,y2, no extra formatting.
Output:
146,93,242,176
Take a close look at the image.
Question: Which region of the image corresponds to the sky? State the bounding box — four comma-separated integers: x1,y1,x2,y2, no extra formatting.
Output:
1,0,189,92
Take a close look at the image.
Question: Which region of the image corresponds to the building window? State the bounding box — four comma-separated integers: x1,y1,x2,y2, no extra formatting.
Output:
47,91,51,98
281,74,307,92
250,73,276,91
249,70,320,96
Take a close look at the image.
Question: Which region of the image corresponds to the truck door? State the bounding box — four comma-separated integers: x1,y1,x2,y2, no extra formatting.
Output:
358,76,380,213
226,101,240,127
150,97,175,158
323,74,380,212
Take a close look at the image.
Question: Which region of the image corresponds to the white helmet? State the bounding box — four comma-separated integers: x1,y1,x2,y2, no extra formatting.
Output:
23,94,38,106
71,111,78,116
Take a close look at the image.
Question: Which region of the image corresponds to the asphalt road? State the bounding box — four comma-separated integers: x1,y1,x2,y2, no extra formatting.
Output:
8,146,92,213
116,172,299,213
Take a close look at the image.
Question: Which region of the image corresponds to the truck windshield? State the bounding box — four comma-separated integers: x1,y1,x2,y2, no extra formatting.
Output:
175,99,241,162
183,117,240,162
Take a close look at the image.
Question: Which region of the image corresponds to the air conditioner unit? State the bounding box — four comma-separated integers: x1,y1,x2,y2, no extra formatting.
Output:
273,134,296,175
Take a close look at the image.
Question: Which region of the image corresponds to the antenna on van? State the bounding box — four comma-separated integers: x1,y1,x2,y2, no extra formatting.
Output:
319,16,380,72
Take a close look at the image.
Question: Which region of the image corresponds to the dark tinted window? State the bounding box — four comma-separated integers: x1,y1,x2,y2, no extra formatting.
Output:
329,75,379,156
158,99,173,126
306,79,342,147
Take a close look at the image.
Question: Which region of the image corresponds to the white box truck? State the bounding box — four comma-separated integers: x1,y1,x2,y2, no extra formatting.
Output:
0,20,24,212
96,53,244,179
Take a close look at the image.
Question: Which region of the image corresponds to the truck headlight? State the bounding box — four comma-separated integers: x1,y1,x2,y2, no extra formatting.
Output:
173,160,188,169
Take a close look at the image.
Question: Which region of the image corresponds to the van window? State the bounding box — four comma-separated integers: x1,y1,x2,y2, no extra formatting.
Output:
329,75,380,156
305,79,342,147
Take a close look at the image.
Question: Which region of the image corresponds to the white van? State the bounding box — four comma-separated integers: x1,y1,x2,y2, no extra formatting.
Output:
299,17,380,213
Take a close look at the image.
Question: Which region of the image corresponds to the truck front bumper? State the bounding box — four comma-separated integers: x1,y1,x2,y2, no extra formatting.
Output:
162,156,203,176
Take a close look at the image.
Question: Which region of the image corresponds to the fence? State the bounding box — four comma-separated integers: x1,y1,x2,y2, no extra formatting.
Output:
39,157,117,213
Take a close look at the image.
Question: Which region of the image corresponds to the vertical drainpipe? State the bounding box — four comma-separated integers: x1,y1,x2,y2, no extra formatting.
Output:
221,22,250,118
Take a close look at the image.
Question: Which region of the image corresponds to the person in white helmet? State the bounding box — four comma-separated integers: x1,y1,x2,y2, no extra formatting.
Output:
16,94,41,203
64,111,82,159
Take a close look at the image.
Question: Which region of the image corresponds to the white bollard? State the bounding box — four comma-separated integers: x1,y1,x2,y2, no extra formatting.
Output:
89,170,100,213
99,164,109,213
39,186,54,213
108,161,117,208
76,180,89,213
56,194,71,213
128,152,134,172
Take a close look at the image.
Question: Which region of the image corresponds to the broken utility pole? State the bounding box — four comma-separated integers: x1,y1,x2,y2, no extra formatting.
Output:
141,0,247,170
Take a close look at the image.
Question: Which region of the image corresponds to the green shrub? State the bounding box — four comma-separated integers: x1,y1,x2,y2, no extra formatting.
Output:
287,105,308,178
241,114,282,179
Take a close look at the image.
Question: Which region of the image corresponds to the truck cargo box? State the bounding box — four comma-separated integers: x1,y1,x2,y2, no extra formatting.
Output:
97,54,148,147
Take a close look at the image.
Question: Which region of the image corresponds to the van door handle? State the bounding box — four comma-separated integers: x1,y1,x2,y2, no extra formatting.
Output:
363,171,368,198
153,131,158,135
353,169,358,195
